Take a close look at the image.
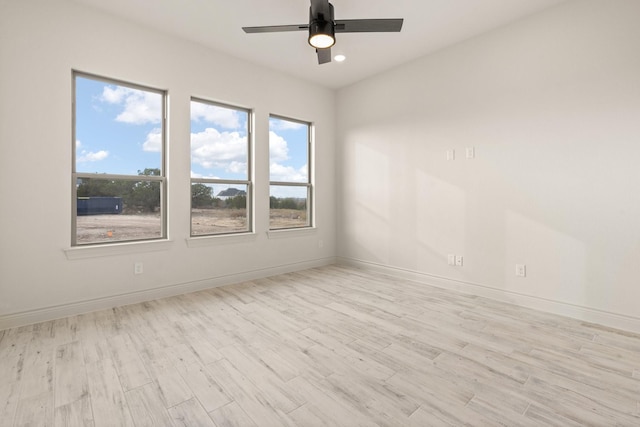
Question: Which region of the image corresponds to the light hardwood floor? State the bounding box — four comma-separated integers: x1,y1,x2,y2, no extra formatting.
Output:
1,265,639,426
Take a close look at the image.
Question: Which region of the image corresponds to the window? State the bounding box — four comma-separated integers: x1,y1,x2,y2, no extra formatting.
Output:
190,99,251,236
72,72,166,246
269,115,312,229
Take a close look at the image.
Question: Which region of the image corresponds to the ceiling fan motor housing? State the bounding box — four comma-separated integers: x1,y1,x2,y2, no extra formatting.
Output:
308,2,335,49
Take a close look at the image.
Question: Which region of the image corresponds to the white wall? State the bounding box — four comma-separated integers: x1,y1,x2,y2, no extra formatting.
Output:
3,0,639,333
0,0,336,328
337,0,640,332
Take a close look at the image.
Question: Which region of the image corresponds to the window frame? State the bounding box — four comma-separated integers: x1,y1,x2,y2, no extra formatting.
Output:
189,97,253,237
268,114,313,230
71,71,167,246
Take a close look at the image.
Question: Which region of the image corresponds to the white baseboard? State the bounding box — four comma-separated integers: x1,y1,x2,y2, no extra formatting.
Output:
6,256,638,335
338,257,640,335
0,257,337,330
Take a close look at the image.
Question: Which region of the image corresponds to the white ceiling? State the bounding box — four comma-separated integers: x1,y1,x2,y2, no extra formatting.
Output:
72,0,567,89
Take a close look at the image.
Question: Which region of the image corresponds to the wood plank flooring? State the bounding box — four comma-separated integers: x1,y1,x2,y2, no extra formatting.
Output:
1,265,639,426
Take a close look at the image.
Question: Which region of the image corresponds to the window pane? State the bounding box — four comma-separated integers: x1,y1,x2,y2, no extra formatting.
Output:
191,183,249,235
191,100,249,180
73,74,166,246
75,77,163,175
76,177,162,244
269,117,309,183
269,185,309,229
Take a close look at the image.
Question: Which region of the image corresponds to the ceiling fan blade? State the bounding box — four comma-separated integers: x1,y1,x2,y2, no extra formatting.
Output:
317,48,332,64
335,19,404,33
242,24,308,33
242,2,404,66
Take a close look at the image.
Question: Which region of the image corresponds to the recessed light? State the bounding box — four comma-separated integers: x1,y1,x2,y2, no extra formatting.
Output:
334,54,346,62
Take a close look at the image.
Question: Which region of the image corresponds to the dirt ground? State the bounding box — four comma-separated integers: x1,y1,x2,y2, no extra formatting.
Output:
268,209,308,229
192,208,308,234
191,209,248,235
76,214,162,244
76,209,308,244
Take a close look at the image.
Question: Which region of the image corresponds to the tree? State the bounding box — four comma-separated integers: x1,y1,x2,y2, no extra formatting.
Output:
270,196,306,210
191,183,214,208
138,168,161,177
77,177,128,197
279,197,299,210
227,194,246,209
127,168,161,212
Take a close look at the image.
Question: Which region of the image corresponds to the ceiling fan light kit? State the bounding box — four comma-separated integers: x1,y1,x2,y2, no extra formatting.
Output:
242,0,403,64
309,23,335,49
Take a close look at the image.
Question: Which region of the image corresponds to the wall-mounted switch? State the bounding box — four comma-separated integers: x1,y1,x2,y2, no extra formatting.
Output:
446,149,455,161
448,254,456,265
466,147,475,159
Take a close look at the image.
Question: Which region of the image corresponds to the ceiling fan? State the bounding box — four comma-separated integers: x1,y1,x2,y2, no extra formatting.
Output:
242,0,404,64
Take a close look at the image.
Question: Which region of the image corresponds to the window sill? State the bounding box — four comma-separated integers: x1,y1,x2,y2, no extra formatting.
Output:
267,227,317,239
186,232,257,248
64,239,174,260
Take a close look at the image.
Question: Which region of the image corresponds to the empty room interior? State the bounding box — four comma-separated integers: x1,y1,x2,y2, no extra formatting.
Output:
1,0,640,425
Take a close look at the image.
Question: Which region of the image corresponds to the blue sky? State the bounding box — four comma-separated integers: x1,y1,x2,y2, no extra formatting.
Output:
75,76,309,195
75,76,162,175
268,116,309,183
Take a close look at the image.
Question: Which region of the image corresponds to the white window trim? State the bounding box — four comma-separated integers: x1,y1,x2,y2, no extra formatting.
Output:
269,114,314,231
64,239,174,260
190,97,253,237
72,71,168,246
186,232,258,248
266,227,317,239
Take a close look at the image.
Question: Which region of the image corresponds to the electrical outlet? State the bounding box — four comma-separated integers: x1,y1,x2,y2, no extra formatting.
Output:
134,262,143,275
455,255,463,267
515,264,526,277
447,254,456,265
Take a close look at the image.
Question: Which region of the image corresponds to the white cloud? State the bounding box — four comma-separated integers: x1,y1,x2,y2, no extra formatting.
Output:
191,102,241,129
227,161,247,174
101,86,126,103
270,162,307,182
191,171,203,178
76,139,109,162
77,150,109,162
269,131,289,162
191,128,247,175
190,171,221,179
142,128,162,152
269,131,307,182
101,86,162,125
